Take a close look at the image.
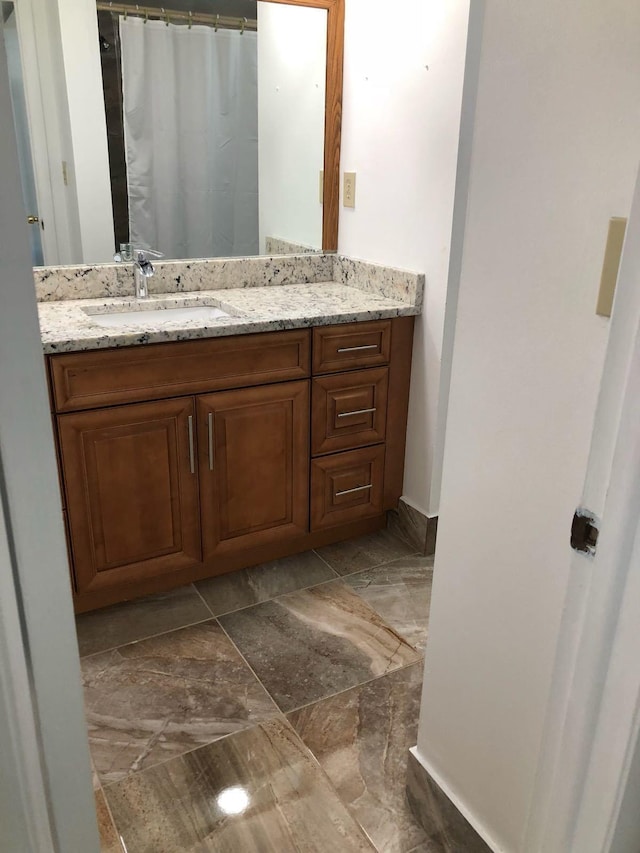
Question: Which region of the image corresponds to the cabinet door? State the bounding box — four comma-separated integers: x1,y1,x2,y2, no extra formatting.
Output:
198,381,309,559
59,398,201,597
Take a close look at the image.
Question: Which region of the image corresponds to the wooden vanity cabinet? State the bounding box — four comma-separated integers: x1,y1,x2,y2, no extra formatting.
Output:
48,319,414,612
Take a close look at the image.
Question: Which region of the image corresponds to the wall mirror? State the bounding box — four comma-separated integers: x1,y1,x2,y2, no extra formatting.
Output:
0,0,343,268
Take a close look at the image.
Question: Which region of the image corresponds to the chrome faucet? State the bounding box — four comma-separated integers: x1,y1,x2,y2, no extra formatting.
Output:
114,245,164,299
133,251,155,299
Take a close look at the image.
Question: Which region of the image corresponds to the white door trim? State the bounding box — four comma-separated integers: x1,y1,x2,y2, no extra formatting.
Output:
525,165,640,853
11,0,82,264
0,504,56,852
0,29,100,852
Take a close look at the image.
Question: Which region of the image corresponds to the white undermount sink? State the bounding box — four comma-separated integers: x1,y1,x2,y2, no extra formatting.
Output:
83,303,231,328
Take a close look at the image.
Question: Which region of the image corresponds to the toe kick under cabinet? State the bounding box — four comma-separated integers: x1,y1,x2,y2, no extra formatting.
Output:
47,318,414,612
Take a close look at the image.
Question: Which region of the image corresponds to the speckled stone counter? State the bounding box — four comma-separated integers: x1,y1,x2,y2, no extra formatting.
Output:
36,254,423,354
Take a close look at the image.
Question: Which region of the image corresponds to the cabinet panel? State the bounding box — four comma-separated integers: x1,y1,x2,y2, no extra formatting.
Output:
311,445,385,530
50,330,310,412
198,381,309,559
59,398,201,596
383,316,415,510
312,367,388,455
312,320,391,374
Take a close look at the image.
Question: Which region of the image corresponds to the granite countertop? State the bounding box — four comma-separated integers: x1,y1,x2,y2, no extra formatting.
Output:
38,280,421,354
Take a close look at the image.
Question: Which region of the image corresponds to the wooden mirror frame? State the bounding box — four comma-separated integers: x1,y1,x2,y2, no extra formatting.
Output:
264,0,344,251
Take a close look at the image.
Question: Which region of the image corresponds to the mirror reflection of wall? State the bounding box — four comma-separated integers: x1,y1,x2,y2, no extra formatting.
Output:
1,0,328,267
257,2,326,256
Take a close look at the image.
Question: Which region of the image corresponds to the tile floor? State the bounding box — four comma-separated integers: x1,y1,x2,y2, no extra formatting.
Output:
78,529,435,853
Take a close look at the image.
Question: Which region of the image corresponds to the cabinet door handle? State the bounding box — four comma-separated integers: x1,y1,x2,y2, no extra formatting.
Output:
337,407,376,418
337,344,379,353
335,483,373,497
207,412,214,471
188,415,195,474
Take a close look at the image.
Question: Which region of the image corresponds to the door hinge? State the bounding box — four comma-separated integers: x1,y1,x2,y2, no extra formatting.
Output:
571,508,600,556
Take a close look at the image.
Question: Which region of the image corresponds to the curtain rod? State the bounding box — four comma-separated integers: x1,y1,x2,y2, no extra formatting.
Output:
96,3,258,31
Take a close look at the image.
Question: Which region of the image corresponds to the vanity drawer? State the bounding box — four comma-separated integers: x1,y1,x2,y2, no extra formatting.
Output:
312,320,392,374
49,330,310,412
311,445,385,530
312,367,388,455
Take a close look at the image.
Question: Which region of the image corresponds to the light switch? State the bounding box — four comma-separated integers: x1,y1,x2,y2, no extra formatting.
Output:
319,170,324,204
596,217,627,318
343,172,356,208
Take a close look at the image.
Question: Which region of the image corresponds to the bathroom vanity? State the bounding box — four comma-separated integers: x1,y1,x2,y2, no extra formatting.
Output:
39,256,421,612
11,0,425,613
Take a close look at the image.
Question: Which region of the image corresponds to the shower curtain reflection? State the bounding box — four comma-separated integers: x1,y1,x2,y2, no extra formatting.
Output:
119,16,258,259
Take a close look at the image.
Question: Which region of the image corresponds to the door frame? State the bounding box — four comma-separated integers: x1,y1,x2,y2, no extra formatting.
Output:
0,30,99,852
525,165,640,853
0,505,56,852
9,0,81,264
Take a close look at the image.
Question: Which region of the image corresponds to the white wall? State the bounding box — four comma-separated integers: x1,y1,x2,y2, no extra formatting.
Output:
338,0,470,515
257,2,326,253
56,0,115,262
415,3,640,852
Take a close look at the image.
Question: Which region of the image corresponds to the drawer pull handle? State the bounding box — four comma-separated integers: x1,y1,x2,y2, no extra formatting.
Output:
337,344,379,353
335,483,373,497
207,412,214,471
337,407,377,418
188,415,195,474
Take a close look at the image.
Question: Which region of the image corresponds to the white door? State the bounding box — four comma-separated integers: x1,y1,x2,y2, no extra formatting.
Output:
525,165,640,852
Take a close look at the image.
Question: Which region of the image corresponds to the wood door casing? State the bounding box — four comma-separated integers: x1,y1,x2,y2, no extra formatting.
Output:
59,397,201,595
198,381,309,560
263,0,344,251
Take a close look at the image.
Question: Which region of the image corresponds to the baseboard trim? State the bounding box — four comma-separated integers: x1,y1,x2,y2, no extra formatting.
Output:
387,499,438,556
407,747,506,853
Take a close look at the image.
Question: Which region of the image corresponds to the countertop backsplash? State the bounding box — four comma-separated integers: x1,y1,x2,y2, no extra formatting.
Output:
34,253,424,308
34,253,336,303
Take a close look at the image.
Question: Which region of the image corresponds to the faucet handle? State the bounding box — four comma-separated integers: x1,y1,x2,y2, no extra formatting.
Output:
135,248,164,261
113,244,164,263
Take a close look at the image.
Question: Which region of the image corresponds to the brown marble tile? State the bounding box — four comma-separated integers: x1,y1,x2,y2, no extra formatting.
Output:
95,788,124,853
406,753,492,852
82,620,279,785
219,580,420,712
288,663,427,853
316,528,416,576
104,718,375,852
195,550,336,616
76,585,212,657
345,556,434,653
